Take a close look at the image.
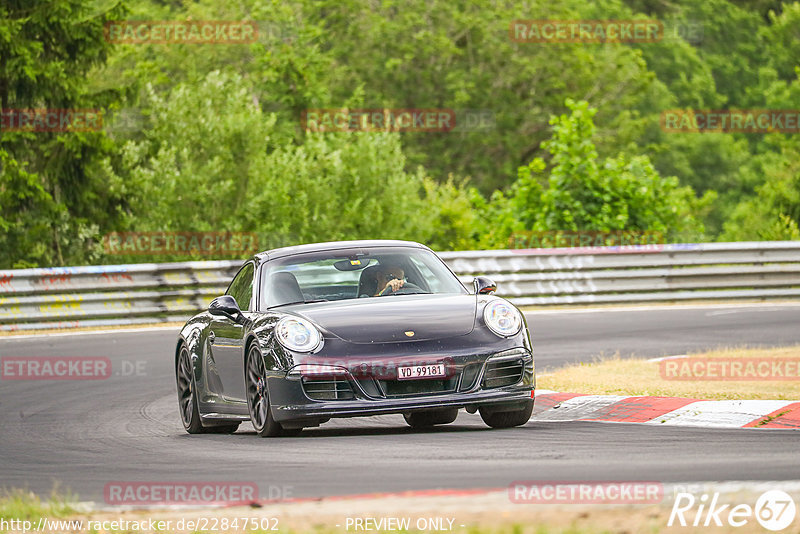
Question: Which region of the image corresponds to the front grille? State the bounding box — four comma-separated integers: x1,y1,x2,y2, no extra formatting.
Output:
379,376,458,397
302,377,355,400
482,358,524,388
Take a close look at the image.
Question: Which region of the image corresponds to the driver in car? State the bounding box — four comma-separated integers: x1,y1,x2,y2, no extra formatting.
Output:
374,265,406,296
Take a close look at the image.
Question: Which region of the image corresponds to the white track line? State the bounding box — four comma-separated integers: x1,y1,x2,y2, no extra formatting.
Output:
0,325,179,341
534,394,629,421
646,354,687,363
644,400,794,428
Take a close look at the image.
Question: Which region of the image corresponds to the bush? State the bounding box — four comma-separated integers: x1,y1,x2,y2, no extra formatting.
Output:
474,99,712,248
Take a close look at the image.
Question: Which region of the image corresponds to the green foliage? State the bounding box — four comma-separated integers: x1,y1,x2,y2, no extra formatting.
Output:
420,176,481,252
476,100,711,248
0,0,127,268
0,489,75,522
312,0,664,194
101,70,472,261
722,140,800,240
0,148,61,268
3,0,800,268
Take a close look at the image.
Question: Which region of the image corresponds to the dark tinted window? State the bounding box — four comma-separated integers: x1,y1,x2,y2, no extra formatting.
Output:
260,246,467,308
226,262,254,310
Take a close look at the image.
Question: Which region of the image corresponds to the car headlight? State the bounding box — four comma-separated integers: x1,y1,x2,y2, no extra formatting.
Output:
483,300,522,337
275,317,322,352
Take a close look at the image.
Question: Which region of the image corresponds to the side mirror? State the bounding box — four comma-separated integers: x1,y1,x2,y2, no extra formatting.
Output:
209,295,243,322
473,276,497,295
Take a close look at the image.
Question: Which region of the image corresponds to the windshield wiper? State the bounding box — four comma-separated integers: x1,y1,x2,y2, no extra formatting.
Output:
268,299,328,309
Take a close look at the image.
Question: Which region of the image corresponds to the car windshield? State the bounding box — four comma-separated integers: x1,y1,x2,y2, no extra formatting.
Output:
259,246,467,309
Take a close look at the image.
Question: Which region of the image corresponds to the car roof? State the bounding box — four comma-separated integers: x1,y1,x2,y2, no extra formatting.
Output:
254,239,431,262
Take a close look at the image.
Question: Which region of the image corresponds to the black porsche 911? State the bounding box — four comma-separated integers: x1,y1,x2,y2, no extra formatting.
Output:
175,240,535,437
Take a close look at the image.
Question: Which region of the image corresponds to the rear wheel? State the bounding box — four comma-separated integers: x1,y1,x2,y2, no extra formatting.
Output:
479,399,534,429
246,345,293,437
403,408,459,428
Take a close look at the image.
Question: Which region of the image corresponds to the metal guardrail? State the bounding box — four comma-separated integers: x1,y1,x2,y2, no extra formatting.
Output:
0,261,241,331
1,241,799,331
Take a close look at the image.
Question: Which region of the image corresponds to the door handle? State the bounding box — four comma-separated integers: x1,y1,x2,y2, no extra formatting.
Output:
209,331,216,343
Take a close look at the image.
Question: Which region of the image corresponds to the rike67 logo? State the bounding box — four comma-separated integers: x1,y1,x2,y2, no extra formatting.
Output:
669,490,796,531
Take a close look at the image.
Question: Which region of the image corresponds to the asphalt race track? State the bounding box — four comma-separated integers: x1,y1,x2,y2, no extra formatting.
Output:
1,303,800,504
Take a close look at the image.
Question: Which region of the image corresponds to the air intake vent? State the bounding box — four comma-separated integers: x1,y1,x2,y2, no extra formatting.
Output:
378,376,458,397
482,359,524,388
459,363,482,391
302,377,355,400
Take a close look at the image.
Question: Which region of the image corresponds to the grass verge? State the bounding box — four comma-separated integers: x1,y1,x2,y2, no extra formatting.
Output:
0,488,75,523
538,345,800,400
0,487,779,533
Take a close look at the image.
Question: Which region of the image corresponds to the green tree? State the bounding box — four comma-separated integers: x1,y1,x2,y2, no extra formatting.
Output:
311,0,669,193
722,138,800,241
477,99,712,247
0,0,127,268
102,70,475,261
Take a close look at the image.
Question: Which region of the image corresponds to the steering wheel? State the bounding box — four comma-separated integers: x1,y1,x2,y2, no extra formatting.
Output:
382,281,425,295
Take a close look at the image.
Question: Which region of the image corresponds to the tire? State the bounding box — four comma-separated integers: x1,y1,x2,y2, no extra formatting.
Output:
403,408,459,428
245,345,290,437
176,345,205,434
479,399,534,429
177,345,241,434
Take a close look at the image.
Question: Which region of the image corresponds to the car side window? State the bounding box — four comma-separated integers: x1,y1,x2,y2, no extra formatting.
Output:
407,256,442,293
226,263,255,311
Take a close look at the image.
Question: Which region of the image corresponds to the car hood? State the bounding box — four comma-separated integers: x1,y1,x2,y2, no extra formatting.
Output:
289,294,477,344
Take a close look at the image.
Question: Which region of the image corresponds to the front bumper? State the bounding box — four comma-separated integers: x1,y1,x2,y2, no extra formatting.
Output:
270,386,534,422
266,348,535,424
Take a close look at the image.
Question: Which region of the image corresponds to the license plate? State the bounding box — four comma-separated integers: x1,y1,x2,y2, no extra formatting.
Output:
397,364,446,380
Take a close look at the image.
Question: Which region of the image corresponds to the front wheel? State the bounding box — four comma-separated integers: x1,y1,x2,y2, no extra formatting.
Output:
479,399,534,429
246,345,290,437
176,345,204,434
